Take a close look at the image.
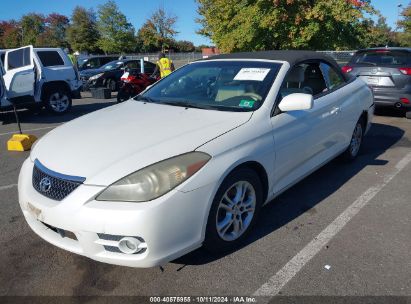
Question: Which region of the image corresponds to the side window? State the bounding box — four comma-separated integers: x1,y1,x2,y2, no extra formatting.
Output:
36,51,64,67
88,58,100,68
320,62,345,91
279,63,327,99
127,61,140,69
7,48,31,70
101,58,112,65
144,61,155,74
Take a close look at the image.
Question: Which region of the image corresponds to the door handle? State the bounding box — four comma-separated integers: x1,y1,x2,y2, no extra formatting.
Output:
330,107,340,115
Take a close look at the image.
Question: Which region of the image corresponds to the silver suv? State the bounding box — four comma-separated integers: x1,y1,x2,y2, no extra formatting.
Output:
0,45,82,115
342,47,411,119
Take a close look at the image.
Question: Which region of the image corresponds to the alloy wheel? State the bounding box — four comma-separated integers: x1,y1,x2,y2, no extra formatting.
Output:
350,123,363,157
216,181,256,242
49,92,69,113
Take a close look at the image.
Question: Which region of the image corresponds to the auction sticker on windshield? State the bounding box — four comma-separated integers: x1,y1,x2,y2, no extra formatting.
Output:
234,68,270,81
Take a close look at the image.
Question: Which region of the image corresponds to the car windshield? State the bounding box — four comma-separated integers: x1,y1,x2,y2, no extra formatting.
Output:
78,59,88,68
136,60,281,111
100,61,124,70
351,50,411,66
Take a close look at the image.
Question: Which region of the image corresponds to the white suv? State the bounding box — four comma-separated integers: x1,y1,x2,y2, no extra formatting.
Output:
0,45,82,115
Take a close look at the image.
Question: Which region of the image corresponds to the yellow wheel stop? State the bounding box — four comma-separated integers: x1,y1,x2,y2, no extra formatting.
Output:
7,134,37,151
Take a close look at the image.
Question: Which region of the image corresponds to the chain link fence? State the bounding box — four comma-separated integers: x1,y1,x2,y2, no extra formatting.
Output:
139,51,355,66
317,51,356,65
84,51,355,68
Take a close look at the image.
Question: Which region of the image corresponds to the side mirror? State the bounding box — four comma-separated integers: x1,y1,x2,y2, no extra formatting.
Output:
278,93,314,112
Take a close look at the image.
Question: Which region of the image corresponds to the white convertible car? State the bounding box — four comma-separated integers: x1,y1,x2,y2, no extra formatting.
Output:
18,51,374,267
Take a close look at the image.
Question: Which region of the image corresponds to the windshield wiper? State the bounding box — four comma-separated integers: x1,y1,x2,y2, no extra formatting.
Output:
160,101,215,110
134,95,158,103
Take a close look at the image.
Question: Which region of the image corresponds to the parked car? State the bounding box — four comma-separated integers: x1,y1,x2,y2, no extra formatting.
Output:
0,46,82,114
18,50,374,267
80,59,156,91
0,50,35,113
78,56,119,71
342,47,411,119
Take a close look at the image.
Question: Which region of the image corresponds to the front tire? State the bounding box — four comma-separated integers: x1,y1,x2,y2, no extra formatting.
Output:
107,79,117,92
341,119,364,161
204,168,263,253
45,86,72,115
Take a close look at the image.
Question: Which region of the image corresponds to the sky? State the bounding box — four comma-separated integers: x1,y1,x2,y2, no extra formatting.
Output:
0,0,408,46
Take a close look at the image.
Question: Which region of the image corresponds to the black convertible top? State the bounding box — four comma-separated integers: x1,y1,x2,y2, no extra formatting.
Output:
205,50,340,69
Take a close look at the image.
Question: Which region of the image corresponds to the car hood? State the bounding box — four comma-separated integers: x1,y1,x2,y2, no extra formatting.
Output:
31,101,252,186
80,68,105,77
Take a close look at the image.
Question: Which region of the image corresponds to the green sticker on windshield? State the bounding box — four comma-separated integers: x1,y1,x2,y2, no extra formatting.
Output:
239,100,255,108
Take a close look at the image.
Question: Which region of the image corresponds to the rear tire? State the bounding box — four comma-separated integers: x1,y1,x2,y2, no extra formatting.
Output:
44,86,72,115
341,118,364,161
203,168,263,254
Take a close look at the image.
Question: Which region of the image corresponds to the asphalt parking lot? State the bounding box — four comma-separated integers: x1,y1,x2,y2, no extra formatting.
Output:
0,94,410,302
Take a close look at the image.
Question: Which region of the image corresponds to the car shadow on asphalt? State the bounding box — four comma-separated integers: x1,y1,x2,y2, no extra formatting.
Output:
0,98,116,126
374,107,406,118
173,122,405,266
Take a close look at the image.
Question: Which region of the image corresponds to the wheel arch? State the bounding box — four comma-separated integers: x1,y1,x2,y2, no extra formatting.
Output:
40,81,71,101
225,160,269,205
360,110,368,129
199,158,271,242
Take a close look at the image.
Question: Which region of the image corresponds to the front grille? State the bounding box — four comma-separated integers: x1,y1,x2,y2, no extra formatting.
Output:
32,162,83,201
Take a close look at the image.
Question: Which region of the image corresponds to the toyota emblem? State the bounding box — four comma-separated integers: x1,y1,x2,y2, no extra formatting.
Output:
39,177,52,193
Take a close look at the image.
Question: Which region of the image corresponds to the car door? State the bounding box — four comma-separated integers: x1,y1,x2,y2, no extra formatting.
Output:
0,62,7,108
271,62,342,194
3,45,35,104
319,61,356,149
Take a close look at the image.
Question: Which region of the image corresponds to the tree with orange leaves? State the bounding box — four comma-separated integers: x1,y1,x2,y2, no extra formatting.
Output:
196,0,377,52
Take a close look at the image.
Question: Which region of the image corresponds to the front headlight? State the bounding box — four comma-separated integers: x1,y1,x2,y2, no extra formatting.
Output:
96,152,211,202
89,73,103,81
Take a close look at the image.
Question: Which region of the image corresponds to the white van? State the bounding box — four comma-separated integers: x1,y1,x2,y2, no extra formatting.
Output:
0,46,82,115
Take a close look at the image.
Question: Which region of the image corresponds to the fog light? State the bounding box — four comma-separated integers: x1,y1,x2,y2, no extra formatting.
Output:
118,237,142,254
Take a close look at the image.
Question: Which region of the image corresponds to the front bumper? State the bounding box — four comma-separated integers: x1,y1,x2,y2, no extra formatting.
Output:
18,158,215,267
372,87,411,109
365,103,375,135
86,78,105,90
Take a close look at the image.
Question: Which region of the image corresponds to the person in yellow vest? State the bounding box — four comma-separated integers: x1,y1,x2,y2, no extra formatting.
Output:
152,52,175,78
